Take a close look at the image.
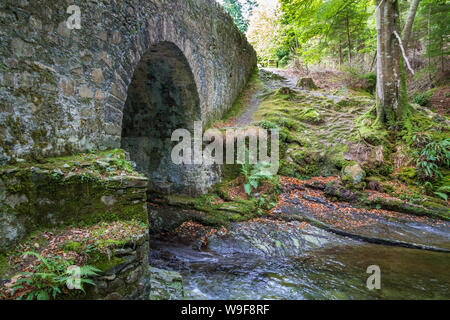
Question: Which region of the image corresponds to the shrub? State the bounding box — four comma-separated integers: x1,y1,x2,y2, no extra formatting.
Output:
412,91,433,107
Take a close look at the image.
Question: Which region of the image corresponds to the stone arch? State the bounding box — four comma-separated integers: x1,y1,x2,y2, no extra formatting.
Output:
0,0,257,195
120,41,201,195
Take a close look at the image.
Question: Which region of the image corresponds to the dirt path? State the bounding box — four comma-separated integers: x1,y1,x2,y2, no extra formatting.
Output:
233,88,264,127
233,68,294,127
233,68,346,127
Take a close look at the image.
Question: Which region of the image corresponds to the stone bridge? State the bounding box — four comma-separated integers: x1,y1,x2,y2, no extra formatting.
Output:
0,0,256,195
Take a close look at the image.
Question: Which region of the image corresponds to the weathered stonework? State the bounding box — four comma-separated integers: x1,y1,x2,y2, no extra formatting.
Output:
0,0,257,194
0,150,149,251
86,233,152,300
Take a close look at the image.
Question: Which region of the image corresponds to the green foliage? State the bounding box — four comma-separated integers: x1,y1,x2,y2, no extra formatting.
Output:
412,91,433,107
412,135,450,181
278,0,375,67
223,0,258,33
414,0,450,72
9,252,100,300
241,150,278,195
434,191,448,201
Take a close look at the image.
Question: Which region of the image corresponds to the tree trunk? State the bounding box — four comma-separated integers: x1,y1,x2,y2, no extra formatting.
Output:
427,3,432,83
369,52,376,73
346,11,352,65
375,0,409,126
402,0,421,49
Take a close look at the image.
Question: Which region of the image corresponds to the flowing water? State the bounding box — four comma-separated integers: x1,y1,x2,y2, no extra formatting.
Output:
150,221,450,300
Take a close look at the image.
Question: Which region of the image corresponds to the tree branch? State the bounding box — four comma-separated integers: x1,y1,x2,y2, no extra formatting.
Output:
393,30,415,75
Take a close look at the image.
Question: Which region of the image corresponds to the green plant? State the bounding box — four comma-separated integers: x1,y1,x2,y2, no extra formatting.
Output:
434,185,450,201
9,252,100,300
434,191,448,201
80,172,94,182
241,161,278,195
413,136,450,181
412,91,433,107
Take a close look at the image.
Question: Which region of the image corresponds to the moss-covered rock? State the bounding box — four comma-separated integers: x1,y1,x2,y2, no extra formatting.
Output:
296,77,318,90
149,267,184,300
0,149,148,252
396,167,417,183
341,163,366,189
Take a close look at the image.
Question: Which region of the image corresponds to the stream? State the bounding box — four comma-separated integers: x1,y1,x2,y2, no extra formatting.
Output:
149,219,450,300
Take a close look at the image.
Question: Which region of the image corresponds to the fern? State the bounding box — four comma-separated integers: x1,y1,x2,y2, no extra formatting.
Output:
413,137,450,181
242,161,277,195
434,192,448,201
9,251,101,300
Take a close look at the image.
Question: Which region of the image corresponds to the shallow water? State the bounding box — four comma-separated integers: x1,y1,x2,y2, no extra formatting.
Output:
150,232,450,300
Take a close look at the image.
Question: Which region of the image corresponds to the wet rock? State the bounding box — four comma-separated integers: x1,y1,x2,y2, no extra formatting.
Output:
324,182,358,202
0,211,26,250
149,267,184,300
207,219,354,257
104,292,123,300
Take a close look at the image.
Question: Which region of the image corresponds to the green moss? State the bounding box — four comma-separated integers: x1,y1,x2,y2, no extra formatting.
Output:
87,250,125,272
396,167,416,183
62,241,84,253
295,107,323,124
5,115,26,145
95,239,127,249
166,191,267,227
0,150,148,251
364,197,449,221
0,253,9,279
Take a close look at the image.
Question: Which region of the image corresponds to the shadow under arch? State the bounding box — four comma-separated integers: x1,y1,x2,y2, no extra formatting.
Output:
121,41,201,195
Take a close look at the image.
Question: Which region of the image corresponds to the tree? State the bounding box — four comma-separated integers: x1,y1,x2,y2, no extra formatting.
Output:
246,1,282,63
223,0,258,33
402,0,421,49
374,0,410,126
278,0,374,67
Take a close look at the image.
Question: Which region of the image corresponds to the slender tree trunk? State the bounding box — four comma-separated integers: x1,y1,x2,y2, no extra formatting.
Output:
369,52,376,72
346,11,352,65
402,0,421,49
375,0,409,126
427,3,432,83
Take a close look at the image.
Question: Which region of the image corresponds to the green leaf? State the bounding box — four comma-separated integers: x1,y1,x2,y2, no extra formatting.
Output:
249,179,259,189
244,183,252,195
36,291,49,300
434,192,448,201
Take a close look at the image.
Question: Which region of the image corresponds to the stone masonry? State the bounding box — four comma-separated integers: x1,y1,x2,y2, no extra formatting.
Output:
0,0,257,194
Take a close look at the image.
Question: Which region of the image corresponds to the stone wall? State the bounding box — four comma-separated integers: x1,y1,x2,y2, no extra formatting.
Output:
88,233,151,300
0,150,148,251
0,0,257,194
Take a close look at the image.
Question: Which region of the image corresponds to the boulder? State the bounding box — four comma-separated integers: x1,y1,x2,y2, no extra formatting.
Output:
341,163,365,188
149,267,184,300
296,77,318,90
